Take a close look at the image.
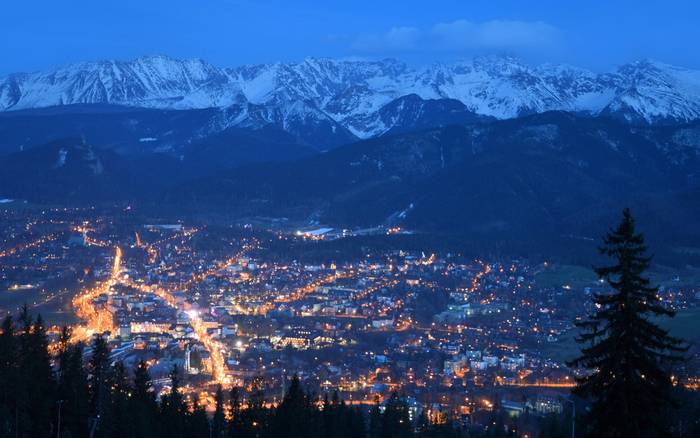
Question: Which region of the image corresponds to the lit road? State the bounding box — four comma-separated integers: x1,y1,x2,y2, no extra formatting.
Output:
72,240,254,387
71,247,122,341
275,270,353,303
0,233,59,258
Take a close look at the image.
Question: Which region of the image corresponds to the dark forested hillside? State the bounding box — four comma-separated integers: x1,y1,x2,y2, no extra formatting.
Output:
170,113,700,248
2,112,700,259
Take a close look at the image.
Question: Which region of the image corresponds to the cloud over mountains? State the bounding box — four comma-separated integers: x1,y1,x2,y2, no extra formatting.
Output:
352,19,560,54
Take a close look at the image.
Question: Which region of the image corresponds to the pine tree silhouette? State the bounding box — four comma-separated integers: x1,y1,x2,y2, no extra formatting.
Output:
569,208,687,437
0,315,18,437
130,360,159,438
270,374,319,437
161,365,187,437
56,327,89,438
212,384,226,437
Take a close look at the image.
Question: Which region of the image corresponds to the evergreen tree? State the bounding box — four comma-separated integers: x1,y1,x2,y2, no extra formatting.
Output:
538,413,570,438
15,310,55,437
88,334,111,431
345,403,367,438
228,386,243,438
270,374,319,438
56,327,89,438
670,387,700,437
187,397,211,438
161,365,187,437
129,360,159,438
237,376,269,438
320,391,365,438
418,422,459,438
212,384,227,438
369,400,383,438
14,305,34,437
322,393,334,438
569,208,687,437
380,393,413,438
484,413,510,438
102,361,130,438
0,315,18,437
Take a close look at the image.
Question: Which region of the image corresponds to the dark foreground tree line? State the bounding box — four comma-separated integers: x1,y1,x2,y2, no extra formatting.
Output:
1,209,700,437
0,306,466,438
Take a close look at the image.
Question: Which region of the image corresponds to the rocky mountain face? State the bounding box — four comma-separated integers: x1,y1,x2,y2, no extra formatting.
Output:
2,55,700,143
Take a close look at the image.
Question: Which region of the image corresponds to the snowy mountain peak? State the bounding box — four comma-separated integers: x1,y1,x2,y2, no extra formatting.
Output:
601,59,700,123
2,55,700,138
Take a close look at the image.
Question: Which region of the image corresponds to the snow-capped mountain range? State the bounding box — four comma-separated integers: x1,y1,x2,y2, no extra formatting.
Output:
2,55,700,139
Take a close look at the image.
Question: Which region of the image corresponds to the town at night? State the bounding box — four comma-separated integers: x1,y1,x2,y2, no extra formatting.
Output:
2,203,699,436
3,1,700,436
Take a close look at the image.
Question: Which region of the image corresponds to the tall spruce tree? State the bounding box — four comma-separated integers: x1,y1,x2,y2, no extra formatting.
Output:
16,310,55,437
15,305,34,437
104,361,131,438
380,393,414,438
369,399,383,438
130,360,159,438
270,374,319,438
569,208,687,437
56,327,89,438
161,365,187,437
0,315,18,437
187,397,211,438
321,391,365,438
228,386,243,438
238,376,270,438
321,393,336,438
88,334,111,435
212,384,227,438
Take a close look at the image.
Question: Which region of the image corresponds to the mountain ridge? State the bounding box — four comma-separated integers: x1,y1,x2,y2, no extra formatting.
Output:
3,55,700,141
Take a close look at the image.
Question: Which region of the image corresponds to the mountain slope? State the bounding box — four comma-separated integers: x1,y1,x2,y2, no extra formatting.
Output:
0,105,328,168
0,140,185,201
0,104,219,156
2,113,699,254
169,112,700,241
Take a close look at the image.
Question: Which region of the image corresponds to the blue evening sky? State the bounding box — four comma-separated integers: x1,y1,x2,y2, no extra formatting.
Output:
2,0,698,75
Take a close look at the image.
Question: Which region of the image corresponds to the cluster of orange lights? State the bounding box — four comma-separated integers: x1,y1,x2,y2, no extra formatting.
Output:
351,278,400,301
276,271,352,303
0,234,59,258
181,245,253,289
71,247,122,342
122,277,232,386
72,243,239,386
